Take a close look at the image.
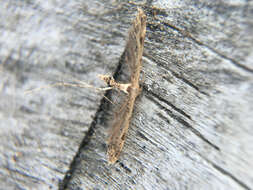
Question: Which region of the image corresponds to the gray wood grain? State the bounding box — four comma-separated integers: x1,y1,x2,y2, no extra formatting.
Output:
0,0,126,189
0,0,253,190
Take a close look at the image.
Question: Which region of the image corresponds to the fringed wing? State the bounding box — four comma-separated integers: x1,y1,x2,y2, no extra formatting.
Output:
107,9,146,164
107,97,134,164
125,8,146,87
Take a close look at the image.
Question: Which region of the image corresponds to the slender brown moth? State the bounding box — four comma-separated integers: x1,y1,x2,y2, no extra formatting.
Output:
25,8,146,164
100,8,146,164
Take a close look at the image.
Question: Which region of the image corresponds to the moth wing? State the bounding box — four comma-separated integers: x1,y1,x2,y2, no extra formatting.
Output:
107,96,131,163
125,9,146,85
108,96,129,142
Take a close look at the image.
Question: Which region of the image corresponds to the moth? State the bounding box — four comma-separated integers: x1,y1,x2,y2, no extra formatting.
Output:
100,8,146,164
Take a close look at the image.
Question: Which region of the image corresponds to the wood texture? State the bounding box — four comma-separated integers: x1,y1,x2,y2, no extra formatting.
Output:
0,0,253,190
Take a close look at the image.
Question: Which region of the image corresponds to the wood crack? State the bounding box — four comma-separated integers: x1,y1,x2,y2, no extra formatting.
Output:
143,53,209,96
211,163,251,190
169,68,210,96
4,166,46,184
144,85,192,120
160,20,253,74
145,92,220,151
198,155,251,190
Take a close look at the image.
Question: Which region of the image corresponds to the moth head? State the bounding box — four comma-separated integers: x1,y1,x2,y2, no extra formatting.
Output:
98,74,114,86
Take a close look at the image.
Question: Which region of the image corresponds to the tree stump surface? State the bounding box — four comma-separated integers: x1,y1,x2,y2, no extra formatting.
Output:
0,1,252,190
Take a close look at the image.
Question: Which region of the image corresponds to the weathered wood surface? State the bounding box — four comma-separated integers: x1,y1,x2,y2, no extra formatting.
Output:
0,0,253,190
